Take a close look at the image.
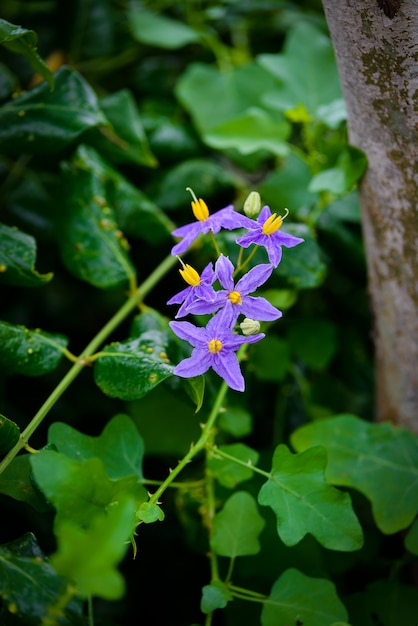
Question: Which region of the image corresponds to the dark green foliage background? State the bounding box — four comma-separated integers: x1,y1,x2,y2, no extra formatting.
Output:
0,1,416,625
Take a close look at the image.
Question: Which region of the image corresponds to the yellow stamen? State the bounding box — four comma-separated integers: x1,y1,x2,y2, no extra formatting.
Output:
179,263,201,287
262,208,289,236
191,198,209,221
228,291,242,305
208,339,223,354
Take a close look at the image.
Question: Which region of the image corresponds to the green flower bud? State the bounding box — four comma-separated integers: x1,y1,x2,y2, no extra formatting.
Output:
243,191,261,218
239,318,261,336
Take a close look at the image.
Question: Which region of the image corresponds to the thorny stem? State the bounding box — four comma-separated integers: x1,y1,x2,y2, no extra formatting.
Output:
0,253,178,475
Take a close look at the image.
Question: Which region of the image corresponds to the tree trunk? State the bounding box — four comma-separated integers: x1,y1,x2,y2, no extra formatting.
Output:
321,0,418,432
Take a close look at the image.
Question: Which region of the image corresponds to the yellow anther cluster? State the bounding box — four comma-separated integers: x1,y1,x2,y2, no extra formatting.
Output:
228,291,242,305
179,263,201,287
262,213,283,236
208,339,223,354
191,198,210,221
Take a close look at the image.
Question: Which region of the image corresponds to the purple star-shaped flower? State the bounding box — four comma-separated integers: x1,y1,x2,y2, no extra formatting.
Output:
171,202,252,256
236,206,304,267
167,261,217,319
187,254,282,323
169,308,264,392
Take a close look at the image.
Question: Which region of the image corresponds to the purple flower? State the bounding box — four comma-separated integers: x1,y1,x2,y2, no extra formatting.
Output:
236,206,304,267
171,197,252,256
167,261,217,318
188,255,282,323
169,308,264,392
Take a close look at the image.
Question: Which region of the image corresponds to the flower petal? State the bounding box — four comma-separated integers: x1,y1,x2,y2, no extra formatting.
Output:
169,320,207,346
211,351,245,392
174,350,212,378
273,230,305,248
235,263,273,294
215,254,235,290
241,295,282,321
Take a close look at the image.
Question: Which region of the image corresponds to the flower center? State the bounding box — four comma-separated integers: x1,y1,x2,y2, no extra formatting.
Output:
179,263,201,287
208,339,223,354
191,198,209,221
228,290,242,305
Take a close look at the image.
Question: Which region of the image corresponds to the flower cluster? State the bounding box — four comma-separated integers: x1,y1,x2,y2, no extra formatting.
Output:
168,191,304,392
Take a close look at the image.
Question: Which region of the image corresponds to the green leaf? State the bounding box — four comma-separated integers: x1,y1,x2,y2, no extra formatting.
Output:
127,5,200,49
211,491,265,557
347,579,418,626
0,533,82,624
94,330,174,401
309,147,367,194
208,444,259,489
175,61,279,136
258,444,363,551
92,89,157,167
258,22,342,118
286,318,338,371
0,455,49,511
71,144,173,245
58,151,136,289
0,413,20,455
218,405,252,438
200,580,233,614
405,519,418,555
273,223,327,289
291,415,418,534
136,502,165,523
48,414,144,480
51,498,136,600
0,223,53,286
261,568,349,626
0,321,68,376
184,375,205,413
204,107,290,156
0,18,54,89
30,450,147,527
0,66,107,154
249,335,290,382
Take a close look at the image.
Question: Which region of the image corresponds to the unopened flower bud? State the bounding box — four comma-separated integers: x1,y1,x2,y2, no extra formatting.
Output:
243,191,261,218
240,318,261,336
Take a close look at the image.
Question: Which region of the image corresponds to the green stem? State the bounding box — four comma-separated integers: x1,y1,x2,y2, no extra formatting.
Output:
234,245,259,275
208,445,271,480
0,254,178,475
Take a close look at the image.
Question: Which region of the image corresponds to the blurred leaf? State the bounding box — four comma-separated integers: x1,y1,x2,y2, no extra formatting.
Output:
30,450,147,527
130,308,171,336
175,61,279,135
309,147,367,194
153,158,237,211
0,66,107,154
208,443,259,488
346,579,418,626
259,288,298,310
405,519,418,555
94,330,174,401
211,491,265,557
0,321,68,376
184,375,205,413
324,191,361,223
250,335,290,382
291,415,418,534
92,89,157,166
259,152,317,214
259,22,342,118
201,580,232,614
0,533,83,624
0,223,53,287
0,455,49,511
261,568,349,626
136,501,165,523
0,18,54,89
287,318,338,371
272,223,327,288
258,444,363,550
58,151,136,289
0,413,20,455
71,144,173,244
218,405,252,438
51,498,136,600
0,62,16,100
48,414,144,480
204,107,290,156
128,5,200,49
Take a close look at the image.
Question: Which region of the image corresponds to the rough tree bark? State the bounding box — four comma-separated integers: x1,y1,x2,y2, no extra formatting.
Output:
321,0,418,433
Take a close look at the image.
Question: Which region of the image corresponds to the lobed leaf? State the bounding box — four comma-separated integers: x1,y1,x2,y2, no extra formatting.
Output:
0,321,68,376
30,450,147,528
0,223,53,287
0,455,50,511
94,330,174,401
48,414,145,480
0,18,54,89
208,443,259,488
127,5,200,49
201,580,233,614
0,66,107,154
0,413,20,455
291,414,418,534
258,444,363,551
211,491,265,557
261,568,349,626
